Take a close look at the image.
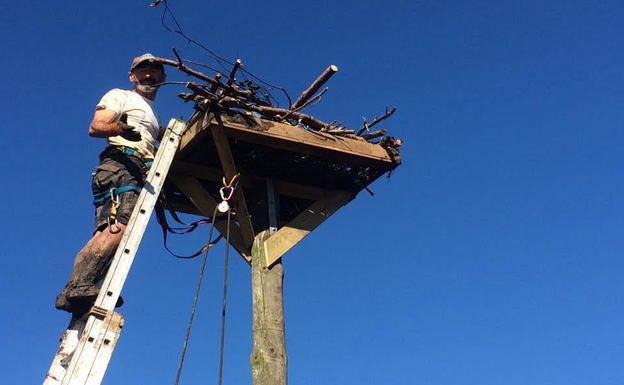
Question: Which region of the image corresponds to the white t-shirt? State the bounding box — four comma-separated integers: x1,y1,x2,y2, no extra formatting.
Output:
96,88,164,159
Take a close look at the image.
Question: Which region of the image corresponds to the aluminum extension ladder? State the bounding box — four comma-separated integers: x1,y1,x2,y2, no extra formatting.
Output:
43,118,188,385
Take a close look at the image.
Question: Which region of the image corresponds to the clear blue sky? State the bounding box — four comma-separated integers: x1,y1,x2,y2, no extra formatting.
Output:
1,1,623,384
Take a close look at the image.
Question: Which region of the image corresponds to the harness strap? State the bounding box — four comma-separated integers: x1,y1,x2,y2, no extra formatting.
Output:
101,145,149,162
155,193,221,258
93,185,142,205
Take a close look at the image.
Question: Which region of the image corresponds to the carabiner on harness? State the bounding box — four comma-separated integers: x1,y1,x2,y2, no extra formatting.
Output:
108,187,122,233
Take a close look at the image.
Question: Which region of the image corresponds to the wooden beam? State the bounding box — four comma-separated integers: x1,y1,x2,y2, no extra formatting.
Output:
170,160,350,201
263,190,354,266
208,115,396,168
169,175,251,262
177,111,208,158
170,161,222,183
210,120,256,249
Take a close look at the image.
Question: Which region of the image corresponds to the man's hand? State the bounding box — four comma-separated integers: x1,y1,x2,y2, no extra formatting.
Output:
107,113,141,142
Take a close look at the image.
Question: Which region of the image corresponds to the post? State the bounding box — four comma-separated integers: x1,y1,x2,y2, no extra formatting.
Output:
250,231,287,385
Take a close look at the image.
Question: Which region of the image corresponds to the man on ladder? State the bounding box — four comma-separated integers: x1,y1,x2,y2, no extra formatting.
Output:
55,53,167,315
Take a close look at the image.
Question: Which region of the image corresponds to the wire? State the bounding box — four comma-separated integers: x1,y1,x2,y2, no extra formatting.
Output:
217,209,232,385
153,0,293,107
173,204,220,385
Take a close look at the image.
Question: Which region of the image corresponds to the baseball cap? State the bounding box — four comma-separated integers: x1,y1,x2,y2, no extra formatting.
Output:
130,53,164,72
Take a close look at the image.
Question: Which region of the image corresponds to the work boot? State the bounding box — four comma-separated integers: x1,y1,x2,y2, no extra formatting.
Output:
55,283,124,315
54,291,73,313
55,251,120,315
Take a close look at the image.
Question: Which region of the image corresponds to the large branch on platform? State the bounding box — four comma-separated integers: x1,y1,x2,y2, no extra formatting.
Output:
291,65,338,110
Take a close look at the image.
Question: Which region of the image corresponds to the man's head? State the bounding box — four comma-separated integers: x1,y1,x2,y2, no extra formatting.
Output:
128,53,166,99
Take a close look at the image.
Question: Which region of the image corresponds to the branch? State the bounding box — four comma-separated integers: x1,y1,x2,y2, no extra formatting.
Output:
280,87,328,122
153,56,264,105
356,107,396,136
219,97,333,131
291,65,338,110
361,129,387,141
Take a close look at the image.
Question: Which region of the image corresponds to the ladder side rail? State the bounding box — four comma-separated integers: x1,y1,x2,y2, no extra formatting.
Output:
97,118,188,311
50,118,187,385
43,318,87,385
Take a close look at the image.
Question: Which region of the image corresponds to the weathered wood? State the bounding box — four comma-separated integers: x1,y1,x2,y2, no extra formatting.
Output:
203,114,396,168
154,57,263,104
219,97,334,132
291,65,338,110
170,160,349,202
209,118,256,249
177,110,209,158
263,190,354,266
356,107,397,136
251,231,287,385
226,59,242,87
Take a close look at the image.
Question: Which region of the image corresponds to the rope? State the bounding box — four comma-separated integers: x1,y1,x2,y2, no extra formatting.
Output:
173,174,237,385
173,204,220,385
217,209,232,385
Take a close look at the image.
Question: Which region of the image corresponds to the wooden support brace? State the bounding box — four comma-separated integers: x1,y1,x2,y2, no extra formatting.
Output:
263,190,354,266
210,119,256,248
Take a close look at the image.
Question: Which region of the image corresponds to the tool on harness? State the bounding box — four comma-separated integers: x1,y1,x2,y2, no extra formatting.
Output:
93,185,142,205
95,186,143,233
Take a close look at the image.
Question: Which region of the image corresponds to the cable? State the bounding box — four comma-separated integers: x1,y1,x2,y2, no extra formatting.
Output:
152,0,293,107
217,209,232,385
173,204,220,385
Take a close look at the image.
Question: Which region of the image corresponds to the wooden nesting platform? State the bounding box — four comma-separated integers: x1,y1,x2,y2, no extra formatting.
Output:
164,109,401,265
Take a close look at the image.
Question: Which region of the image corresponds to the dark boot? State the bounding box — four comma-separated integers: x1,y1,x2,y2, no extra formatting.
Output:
55,252,114,315
55,285,123,315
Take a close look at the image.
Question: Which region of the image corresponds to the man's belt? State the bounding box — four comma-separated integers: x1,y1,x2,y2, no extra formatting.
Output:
101,145,147,162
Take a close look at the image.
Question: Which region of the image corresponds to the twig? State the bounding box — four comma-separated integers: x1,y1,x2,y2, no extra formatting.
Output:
219,97,332,131
356,107,396,136
361,129,387,141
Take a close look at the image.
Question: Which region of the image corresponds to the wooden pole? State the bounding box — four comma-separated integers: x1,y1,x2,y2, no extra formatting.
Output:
250,230,287,385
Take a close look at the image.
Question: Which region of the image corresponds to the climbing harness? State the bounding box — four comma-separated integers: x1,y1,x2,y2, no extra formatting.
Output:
94,145,154,233
100,145,147,162
93,185,143,233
